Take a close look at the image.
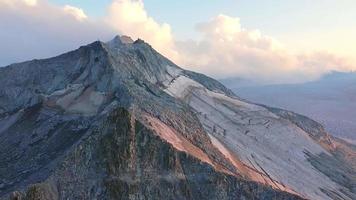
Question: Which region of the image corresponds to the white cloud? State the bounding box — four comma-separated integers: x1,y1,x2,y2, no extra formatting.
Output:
24,0,37,6
175,15,355,83
0,0,37,7
63,5,88,21
0,0,354,84
106,0,179,61
0,0,115,66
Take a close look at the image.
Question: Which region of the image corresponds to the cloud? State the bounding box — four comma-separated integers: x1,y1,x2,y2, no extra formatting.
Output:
0,0,179,67
63,5,88,21
0,0,115,66
24,0,37,6
0,0,354,84
106,0,179,61
175,15,355,83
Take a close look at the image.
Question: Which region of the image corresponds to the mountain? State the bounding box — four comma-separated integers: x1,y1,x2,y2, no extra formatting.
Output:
0,36,355,200
222,71,356,143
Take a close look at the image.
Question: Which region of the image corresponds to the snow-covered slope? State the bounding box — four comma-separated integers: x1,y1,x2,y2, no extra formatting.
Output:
0,36,354,200
222,72,356,143
165,75,356,200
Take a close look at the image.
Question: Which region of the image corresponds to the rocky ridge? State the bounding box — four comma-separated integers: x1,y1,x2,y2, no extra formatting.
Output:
0,36,354,200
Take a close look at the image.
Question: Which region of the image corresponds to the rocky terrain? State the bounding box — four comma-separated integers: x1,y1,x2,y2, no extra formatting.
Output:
0,36,355,200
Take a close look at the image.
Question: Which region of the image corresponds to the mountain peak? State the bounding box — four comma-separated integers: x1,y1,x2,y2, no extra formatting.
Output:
106,35,134,49
120,35,134,44
0,36,355,200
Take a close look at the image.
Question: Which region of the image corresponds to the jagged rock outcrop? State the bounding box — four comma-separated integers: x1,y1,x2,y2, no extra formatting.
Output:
0,36,355,200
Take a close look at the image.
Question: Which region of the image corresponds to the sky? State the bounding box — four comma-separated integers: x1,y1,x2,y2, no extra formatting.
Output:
1,0,356,84
49,0,356,56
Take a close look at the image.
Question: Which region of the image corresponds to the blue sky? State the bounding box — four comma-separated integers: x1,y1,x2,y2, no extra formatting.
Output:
49,0,356,38
1,0,355,83
47,0,356,57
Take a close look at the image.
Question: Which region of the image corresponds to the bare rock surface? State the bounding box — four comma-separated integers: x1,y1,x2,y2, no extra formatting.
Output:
0,36,354,200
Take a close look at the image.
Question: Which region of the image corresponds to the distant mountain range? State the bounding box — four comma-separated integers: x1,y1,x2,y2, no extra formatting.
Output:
221,71,356,144
0,36,355,200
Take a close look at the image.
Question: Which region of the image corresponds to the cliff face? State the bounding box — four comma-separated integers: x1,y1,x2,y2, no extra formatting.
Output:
6,108,302,200
0,36,354,200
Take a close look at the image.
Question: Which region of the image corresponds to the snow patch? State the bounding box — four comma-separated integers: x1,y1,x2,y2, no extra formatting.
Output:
190,88,344,200
48,84,83,97
161,65,183,86
164,75,204,99
164,74,347,200
55,86,106,116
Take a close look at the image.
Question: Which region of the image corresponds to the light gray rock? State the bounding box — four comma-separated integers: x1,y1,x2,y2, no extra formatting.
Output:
0,36,354,200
